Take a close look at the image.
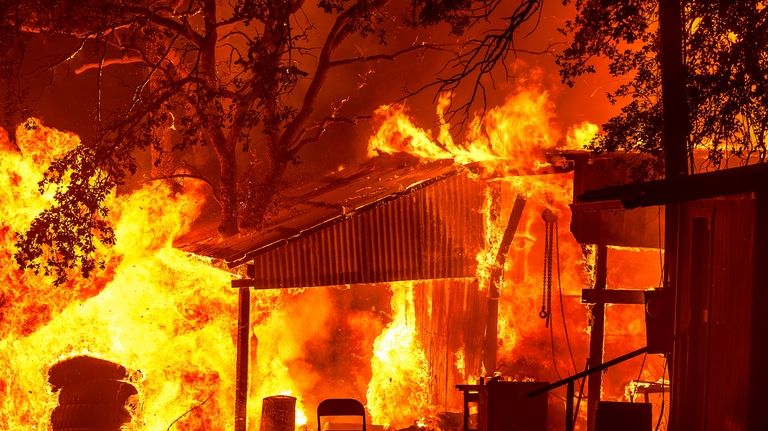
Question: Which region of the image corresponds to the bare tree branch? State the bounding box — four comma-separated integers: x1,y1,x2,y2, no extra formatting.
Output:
291,114,372,155
119,5,204,46
327,43,452,68
75,56,145,75
279,0,388,152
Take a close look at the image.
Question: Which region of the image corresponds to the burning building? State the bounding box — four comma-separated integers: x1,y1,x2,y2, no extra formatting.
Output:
0,88,668,431
6,1,762,430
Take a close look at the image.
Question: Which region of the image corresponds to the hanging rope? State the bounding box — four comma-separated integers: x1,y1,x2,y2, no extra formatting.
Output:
540,208,557,327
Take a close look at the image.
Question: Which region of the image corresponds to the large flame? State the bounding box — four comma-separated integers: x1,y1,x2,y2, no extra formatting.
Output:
1,86,667,431
366,281,430,429
369,91,570,177
366,90,667,430
0,120,312,430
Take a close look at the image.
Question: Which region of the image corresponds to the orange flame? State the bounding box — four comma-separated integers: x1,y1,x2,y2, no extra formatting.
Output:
0,120,314,430
366,281,431,429
366,89,666,430
369,91,569,177
1,90,663,431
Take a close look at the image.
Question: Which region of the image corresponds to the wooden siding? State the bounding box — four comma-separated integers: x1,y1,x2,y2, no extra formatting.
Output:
671,193,756,430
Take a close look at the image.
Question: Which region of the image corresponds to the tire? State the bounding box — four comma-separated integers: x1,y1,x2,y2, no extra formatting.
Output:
57,380,137,404
50,403,131,428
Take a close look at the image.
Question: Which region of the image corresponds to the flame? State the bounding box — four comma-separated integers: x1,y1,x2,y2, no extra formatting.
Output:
2,87,661,431
0,120,312,430
366,89,665,430
369,91,561,175
566,121,599,150
366,281,430,429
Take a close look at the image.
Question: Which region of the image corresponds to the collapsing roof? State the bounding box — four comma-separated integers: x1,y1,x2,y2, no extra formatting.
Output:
180,155,488,287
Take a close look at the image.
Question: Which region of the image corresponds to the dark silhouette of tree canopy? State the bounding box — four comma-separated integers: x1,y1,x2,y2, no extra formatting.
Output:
558,0,768,172
1,0,543,284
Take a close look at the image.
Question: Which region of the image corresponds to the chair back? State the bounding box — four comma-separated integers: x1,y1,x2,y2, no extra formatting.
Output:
317,398,366,431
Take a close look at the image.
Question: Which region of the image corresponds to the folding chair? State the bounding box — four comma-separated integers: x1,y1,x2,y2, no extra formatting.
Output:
317,398,367,431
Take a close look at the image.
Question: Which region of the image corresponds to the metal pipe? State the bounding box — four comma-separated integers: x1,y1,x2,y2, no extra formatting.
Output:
529,346,649,397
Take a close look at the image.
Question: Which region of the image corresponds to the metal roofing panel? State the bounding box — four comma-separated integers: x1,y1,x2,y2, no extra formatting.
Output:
180,155,482,270
245,171,486,287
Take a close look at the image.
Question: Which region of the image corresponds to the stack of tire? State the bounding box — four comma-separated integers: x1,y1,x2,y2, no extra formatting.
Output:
48,356,138,431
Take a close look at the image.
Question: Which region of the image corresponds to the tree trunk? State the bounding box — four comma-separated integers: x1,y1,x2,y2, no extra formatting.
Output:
217,143,239,235
658,2,688,430
199,0,240,236
241,154,288,229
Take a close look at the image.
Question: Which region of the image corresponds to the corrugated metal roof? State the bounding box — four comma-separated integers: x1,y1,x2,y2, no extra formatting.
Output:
243,171,486,287
180,155,487,277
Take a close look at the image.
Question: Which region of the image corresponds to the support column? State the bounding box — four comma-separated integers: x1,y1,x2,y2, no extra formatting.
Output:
587,244,607,431
659,2,689,427
235,287,251,431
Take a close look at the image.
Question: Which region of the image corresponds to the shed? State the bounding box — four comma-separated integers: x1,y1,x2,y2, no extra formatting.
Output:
578,162,768,431
182,154,495,430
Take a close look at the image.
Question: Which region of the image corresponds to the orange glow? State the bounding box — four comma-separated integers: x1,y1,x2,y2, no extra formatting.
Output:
0,120,311,430
369,91,563,176
366,90,665,430
566,121,599,150
366,281,431,429
2,87,663,431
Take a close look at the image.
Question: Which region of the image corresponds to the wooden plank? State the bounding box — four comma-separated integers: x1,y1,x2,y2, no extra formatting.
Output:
587,244,607,431
235,287,250,431
581,289,646,305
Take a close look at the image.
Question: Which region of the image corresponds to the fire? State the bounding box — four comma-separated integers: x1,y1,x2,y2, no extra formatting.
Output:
566,121,599,150
1,88,663,430
367,89,666,429
0,120,310,430
366,281,430,429
369,91,562,175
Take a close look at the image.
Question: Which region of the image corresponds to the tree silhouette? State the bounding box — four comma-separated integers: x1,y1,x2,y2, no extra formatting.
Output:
558,0,768,173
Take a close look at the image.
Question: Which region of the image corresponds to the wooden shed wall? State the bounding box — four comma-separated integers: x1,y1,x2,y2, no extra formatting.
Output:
670,193,757,430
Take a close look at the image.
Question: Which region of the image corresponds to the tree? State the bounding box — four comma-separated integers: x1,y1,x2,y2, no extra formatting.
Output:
557,0,768,172
1,0,544,283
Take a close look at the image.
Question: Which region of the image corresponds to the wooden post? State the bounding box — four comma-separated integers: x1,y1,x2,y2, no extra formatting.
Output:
235,287,250,431
659,2,689,426
659,0,688,317
483,194,527,373
259,395,296,431
586,244,607,431
566,381,575,431
749,191,768,431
